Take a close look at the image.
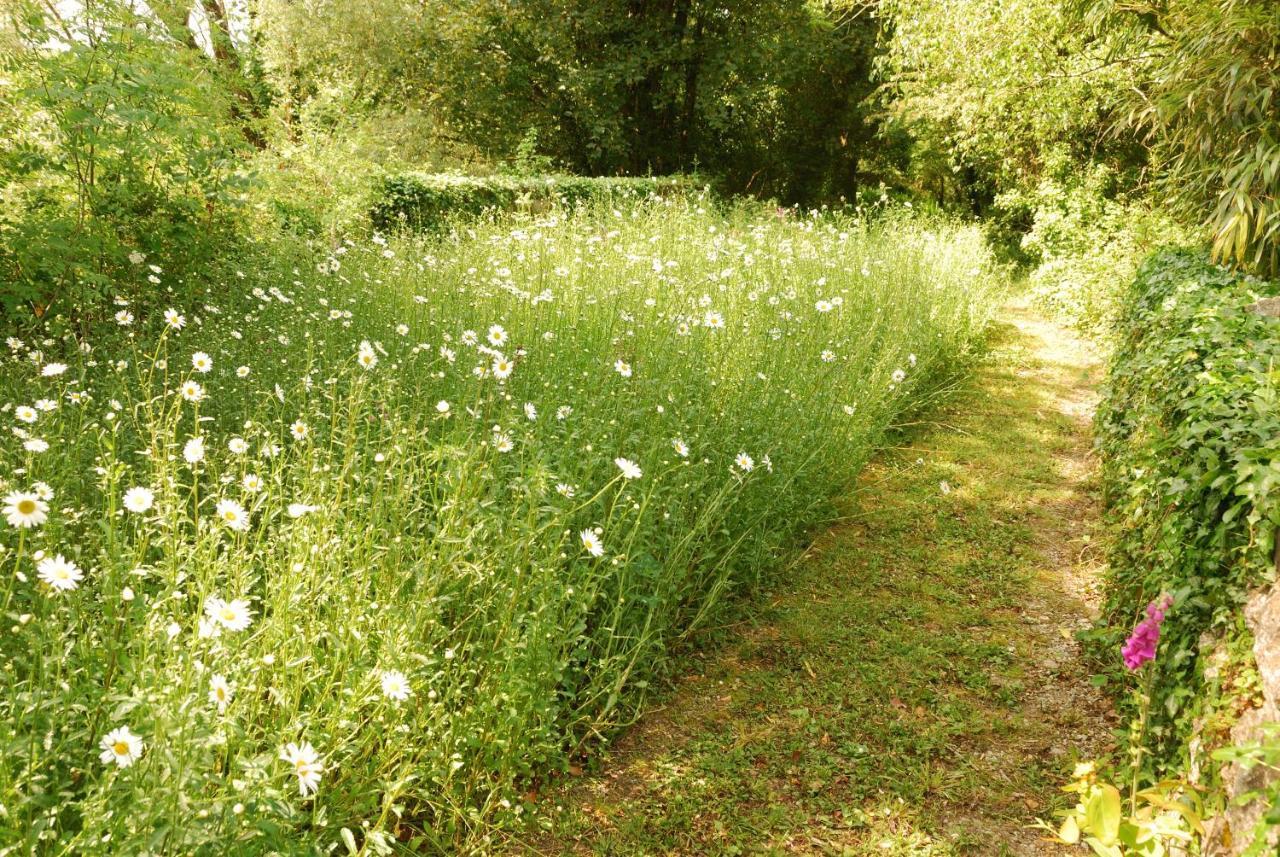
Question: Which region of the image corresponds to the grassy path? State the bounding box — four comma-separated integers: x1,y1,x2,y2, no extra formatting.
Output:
515,303,1115,856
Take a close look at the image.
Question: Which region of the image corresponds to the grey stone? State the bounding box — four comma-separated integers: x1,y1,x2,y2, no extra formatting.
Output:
1247,297,1280,317
1201,581,1280,855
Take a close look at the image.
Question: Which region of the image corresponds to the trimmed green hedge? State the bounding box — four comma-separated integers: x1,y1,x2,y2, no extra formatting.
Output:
1095,248,1279,765
369,173,699,232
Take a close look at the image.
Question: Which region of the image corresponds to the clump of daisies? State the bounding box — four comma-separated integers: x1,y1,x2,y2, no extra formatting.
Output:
0,196,999,854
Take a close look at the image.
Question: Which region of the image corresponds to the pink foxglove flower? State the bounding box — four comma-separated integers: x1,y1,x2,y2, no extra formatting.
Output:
1122,595,1173,671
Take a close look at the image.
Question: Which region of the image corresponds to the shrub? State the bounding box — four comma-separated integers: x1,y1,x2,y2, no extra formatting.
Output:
1005,165,1191,333
1094,248,1280,769
0,0,249,324
369,173,699,232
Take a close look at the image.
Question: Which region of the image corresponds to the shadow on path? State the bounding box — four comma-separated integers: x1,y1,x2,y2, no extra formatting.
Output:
514,302,1116,856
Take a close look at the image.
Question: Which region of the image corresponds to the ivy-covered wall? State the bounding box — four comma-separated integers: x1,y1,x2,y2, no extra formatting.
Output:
1094,248,1279,777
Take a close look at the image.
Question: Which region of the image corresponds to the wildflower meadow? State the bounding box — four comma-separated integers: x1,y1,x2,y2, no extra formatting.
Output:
0,199,1001,852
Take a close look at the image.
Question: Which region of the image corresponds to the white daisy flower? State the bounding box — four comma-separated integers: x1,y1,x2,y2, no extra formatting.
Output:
191,352,212,373
279,741,323,796
735,452,755,472
209,674,233,712
615,457,642,480
99,726,143,768
123,487,154,514
205,596,253,632
14,405,36,423
614,359,632,378
163,309,185,330
37,554,83,592
492,356,514,380
183,437,205,465
290,420,309,441
487,324,508,347
179,381,204,402
672,439,689,458
357,341,377,370
4,491,48,528
41,363,67,377
380,670,412,701
215,499,249,531
580,528,604,558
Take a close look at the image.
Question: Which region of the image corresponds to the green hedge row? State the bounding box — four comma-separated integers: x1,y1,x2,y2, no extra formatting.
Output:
369,173,699,232
1095,248,1280,764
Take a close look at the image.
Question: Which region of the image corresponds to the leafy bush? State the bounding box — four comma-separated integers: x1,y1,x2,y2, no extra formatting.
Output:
0,199,1001,852
1094,248,1279,767
1082,0,1280,275
0,0,249,323
369,173,699,232
1003,164,1191,333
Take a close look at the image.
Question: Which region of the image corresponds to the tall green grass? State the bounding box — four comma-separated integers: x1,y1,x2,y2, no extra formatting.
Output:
0,197,1002,853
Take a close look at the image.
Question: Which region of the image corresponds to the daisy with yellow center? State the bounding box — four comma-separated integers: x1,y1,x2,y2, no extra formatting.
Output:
98,726,143,768
580,528,604,558
37,554,83,592
204,596,254,632
208,675,233,713
279,741,323,796
215,499,249,531
4,491,48,529
357,341,377,369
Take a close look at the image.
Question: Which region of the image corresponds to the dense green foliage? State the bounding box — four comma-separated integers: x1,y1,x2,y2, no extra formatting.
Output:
1095,249,1278,766
369,174,697,233
0,0,249,320
1016,163,1192,332
3,0,1280,847
1082,0,1280,274
4,0,1278,326
881,0,1279,307
295,0,883,201
0,199,1000,852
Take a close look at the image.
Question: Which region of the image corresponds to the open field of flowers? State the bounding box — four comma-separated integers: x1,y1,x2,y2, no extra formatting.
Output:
0,197,1001,854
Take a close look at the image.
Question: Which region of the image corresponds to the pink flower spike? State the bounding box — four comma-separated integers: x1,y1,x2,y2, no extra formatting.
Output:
1122,595,1172,671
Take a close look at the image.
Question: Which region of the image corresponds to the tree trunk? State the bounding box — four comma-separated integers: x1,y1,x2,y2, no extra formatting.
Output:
201,0,269,149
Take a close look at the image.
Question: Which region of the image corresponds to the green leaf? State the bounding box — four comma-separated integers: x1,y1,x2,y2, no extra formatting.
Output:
1085,784,1122,845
